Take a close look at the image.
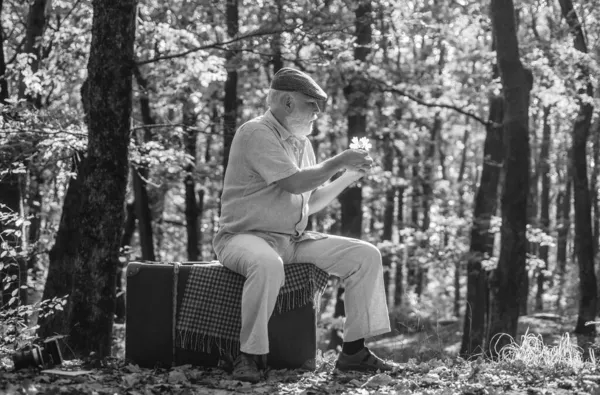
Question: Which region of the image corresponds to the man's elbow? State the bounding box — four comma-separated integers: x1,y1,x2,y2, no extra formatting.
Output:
276,178,303,194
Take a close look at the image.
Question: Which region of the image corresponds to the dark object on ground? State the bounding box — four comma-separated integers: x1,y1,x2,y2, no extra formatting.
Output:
12,338,63,371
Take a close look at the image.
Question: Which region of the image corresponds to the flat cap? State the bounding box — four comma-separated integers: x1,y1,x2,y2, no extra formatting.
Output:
270,67,328,101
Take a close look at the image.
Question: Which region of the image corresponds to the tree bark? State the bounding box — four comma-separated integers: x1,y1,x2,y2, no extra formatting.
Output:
558,0,597,335
183,99,200,261
39,0,137,357
487,0,532,357
535,106,551,311
222,0,239,179
460,95,503,358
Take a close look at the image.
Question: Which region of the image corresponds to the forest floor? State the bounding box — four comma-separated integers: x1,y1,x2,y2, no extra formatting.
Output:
2,313,600,394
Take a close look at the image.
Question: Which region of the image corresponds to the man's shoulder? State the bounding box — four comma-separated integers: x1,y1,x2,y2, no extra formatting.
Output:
236,116,280,144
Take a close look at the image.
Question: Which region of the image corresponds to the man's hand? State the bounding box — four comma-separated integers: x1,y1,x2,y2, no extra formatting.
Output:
340,149,373,172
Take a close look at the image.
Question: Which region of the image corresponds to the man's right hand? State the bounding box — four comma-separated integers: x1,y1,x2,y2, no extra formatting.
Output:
340,149,373,172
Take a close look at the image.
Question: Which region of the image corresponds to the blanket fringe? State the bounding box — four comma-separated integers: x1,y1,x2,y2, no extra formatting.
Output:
176,330,241,358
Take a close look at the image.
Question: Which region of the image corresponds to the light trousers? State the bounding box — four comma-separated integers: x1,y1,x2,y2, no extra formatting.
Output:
215,232,391,355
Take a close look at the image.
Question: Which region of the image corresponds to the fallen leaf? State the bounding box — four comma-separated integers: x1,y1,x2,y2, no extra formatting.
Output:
362,373,393,388
168,370,189,384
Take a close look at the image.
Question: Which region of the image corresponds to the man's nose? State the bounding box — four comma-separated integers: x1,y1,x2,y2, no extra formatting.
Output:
313,102,321,113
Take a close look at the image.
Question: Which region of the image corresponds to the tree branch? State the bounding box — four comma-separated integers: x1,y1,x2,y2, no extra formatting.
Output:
136,26,297,65
372,79,490,127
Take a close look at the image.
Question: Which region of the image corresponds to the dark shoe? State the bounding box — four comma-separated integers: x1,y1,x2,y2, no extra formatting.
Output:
335,347,395,372
232,353,261,383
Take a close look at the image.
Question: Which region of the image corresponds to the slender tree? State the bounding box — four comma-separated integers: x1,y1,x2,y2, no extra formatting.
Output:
558,0,597,335
535,106,551,311
340,0,372,239
183,98,200,261
132,66,156,261
0,0,7,103
222,0,239,179
487,0,532,357
460,83,503,358
39,0,137,357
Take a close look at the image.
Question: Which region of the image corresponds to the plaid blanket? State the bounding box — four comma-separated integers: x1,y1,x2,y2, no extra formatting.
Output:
175,262,329,358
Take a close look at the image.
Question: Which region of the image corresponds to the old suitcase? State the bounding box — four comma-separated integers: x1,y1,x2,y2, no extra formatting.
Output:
125,261,322,370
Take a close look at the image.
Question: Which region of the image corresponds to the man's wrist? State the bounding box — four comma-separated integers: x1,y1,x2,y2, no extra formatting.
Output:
324,153,346,174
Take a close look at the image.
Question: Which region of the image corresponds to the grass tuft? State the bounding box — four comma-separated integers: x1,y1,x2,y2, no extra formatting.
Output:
496,330,595,372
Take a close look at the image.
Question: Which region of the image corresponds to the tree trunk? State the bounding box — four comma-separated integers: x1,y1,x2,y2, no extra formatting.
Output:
39,0,137,357
417,115,440,297
487,0,532,357
591,118,599,264
407,148,421,291
19,0,49,107
132,66,156,262
460,95,503,358
558,0,597,335
535,106,551,311
455,127,470,318
381,135,395,298
270,0,284,73
0,0,8,103
332,1,372,348
183,99,200,261
394,146,406,307
556,171,571,312
222,0,239,179
340,1,371,239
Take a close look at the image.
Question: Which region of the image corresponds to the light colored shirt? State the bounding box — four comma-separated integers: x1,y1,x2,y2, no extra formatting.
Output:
213,110,325,255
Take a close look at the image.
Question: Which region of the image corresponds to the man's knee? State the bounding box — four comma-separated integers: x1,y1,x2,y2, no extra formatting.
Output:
247,253,285,288
357,242,383,272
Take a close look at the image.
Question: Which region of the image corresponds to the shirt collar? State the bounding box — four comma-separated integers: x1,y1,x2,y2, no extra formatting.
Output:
264,109,295,141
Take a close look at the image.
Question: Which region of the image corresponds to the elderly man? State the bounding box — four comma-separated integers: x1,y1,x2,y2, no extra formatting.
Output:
213,67,393,382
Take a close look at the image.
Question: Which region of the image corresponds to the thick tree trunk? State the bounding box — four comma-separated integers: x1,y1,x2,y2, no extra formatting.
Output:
39,0,136,357
535,106,551,311
487,0,532,357
558,0,597,335
183,99,200,261
591,118,599,268
460,95,503,358
222,0,239,179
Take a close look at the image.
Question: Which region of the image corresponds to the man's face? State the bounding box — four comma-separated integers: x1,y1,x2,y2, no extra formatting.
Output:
287,93,321,136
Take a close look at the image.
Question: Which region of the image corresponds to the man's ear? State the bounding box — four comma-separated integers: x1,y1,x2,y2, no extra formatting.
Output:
284,93,295,113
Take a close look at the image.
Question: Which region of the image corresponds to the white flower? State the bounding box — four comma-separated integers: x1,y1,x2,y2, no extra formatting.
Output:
349,137,372,151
